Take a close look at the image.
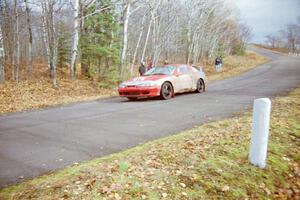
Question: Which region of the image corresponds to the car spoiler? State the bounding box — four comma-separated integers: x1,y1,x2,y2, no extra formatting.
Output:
199,67,204,73
192,65,204,72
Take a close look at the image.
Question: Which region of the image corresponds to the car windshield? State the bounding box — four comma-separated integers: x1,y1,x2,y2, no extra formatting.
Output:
144,66,176,76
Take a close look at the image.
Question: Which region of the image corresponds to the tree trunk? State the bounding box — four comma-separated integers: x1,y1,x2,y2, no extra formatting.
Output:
2,0,16,81
79,3,89,77
152,13,157,65
0,49,4,83
141,19,152,63
11,51,15,80
43,0,57,88
130,14,145,75
70,0,80,80
14,0,20,83
49,4,57,87
120,3,131,76
186,17,192,64
25,0,33,77
41,8,51,71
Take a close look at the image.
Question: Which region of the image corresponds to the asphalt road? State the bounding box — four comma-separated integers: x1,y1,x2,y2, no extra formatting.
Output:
0,46,300,188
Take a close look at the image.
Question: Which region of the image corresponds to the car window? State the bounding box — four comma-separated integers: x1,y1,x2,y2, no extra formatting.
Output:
144,66,176,76
179,66,189,74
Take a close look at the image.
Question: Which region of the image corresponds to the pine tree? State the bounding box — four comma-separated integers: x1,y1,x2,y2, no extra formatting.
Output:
80,0,120,87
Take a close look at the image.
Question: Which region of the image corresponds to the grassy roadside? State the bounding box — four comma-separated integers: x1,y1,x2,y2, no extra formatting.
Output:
205,51,268,82
253,44,289,54
1,88,299,199
0,51,267,115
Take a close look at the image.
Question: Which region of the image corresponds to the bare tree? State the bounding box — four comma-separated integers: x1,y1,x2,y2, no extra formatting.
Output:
41,9,51,70
264,16,300,53
41,0,58,87
0,0,251,84
265,35,278,48
24,0,33,76
13,0,20,82
0,0,13,81
286,24,298,53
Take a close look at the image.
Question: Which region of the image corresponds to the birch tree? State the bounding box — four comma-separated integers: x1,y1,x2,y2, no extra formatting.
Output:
120,0,143,76
120,1,130,75
70,0,80,79
141,15,152,63
130,13,145,75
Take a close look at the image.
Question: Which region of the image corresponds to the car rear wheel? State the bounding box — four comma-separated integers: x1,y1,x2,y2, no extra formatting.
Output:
195,79,205,93
160,82,173,100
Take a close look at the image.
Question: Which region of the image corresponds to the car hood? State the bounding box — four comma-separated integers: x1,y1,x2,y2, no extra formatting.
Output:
126,75,169,83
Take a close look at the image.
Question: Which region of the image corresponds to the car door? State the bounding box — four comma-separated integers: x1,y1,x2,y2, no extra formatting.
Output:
175,65,193,92
188,66,200,90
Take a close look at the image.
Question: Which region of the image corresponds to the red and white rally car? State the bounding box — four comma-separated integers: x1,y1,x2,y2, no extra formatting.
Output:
118,64,206,100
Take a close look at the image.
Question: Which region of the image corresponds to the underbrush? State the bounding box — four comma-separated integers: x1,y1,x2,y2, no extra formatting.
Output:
0,78,116,114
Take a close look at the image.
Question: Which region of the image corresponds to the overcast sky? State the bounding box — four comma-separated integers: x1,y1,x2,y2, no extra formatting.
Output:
234,0,300,43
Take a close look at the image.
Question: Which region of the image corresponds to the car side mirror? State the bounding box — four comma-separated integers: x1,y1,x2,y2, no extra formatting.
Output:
174,72,181,77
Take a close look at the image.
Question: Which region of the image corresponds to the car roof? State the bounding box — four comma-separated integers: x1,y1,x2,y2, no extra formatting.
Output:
164,64,190,68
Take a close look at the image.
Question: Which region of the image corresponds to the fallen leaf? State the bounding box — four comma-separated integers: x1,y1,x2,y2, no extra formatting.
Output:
75,181,81,185
101,186,109,194
114,193,120,199
222,185,230,192
264,188,271,195
180,183,186,188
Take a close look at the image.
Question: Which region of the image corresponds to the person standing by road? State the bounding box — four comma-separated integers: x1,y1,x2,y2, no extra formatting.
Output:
147,60,153,71
138,61,146,76
215,56,222,72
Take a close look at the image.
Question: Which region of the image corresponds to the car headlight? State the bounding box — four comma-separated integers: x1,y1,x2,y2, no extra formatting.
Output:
137,82,156,87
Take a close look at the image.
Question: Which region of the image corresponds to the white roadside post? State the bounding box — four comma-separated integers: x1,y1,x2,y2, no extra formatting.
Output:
249,98,271,168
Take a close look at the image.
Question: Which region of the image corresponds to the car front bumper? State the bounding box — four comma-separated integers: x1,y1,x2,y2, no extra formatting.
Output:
118,86,160,98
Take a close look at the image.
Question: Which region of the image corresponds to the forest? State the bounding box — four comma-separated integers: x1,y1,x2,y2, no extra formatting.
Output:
0,0,251,87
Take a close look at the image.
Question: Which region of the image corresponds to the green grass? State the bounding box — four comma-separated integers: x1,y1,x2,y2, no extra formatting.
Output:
0,89,299,199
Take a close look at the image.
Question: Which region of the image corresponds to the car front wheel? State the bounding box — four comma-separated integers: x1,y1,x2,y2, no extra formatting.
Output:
195,79,205,93
160,82,173,100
